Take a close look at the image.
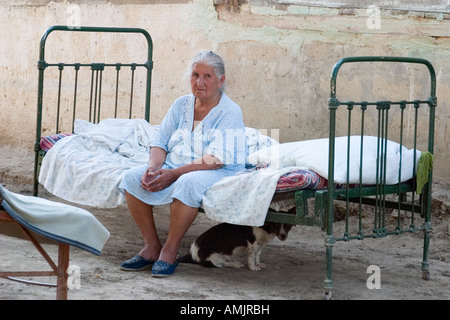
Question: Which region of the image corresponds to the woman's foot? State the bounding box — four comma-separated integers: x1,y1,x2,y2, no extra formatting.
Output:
151,259,179,277
120,245,161,271
119,254,155,271
158,249,178,265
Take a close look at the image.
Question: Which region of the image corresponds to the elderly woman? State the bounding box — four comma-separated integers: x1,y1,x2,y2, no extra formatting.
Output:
118,51,246,277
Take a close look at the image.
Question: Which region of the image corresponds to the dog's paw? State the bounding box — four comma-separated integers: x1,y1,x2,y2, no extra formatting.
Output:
248,263,266,271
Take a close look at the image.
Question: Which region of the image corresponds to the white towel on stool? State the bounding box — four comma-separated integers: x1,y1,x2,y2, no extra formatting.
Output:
0,184,110,255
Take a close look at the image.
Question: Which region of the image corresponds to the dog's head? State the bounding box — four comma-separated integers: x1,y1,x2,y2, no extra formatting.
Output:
262,222,294,241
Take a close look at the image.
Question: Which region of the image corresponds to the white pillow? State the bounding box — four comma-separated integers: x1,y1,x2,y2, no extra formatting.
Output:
248,135,421,184
247,139,318,169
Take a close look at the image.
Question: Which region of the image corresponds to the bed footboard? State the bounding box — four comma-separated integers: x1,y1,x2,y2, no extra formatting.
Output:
325,56,436,299
266,56,436,299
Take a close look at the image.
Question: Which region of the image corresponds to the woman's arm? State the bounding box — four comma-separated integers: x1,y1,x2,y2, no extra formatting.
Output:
176,153,223,175
147,147,167,172
141,147,167,190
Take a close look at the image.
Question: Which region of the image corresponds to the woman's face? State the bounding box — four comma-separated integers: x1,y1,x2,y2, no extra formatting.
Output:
190,63,224,101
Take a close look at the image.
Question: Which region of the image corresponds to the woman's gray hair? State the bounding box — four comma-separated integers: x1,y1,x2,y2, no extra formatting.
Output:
190,50,226,94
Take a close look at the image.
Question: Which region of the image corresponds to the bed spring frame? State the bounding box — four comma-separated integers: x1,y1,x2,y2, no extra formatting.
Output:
33,26,153,197
266,57,436,299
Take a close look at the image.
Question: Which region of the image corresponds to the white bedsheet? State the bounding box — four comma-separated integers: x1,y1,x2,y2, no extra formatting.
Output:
202,166,304,226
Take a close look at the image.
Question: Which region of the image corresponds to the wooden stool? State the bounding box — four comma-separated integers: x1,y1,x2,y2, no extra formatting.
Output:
0,193,70,300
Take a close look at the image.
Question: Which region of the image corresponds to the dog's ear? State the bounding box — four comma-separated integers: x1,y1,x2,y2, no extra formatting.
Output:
262,221,276,233
284,224,294,233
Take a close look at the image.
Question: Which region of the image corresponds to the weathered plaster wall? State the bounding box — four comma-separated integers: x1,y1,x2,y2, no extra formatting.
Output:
0,0,449,182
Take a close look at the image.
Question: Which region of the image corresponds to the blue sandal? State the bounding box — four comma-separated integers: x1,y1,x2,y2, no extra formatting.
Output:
120,254,155,271
151,260,179,278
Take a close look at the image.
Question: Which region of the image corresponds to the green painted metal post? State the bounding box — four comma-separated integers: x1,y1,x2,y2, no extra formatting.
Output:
325,96,339,299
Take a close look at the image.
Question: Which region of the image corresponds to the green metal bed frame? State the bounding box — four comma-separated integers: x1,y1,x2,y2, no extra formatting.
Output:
33,25,153,197
266,56,436,299
32,26,436,299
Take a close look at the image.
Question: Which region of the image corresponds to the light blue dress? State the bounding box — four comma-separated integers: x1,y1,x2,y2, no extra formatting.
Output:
119,93,246,208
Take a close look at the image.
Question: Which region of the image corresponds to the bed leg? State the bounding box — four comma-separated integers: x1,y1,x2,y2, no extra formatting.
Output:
421,181,432,281
56,243,70,300
421,221,431,281
323,235,335,300
33,142,41,197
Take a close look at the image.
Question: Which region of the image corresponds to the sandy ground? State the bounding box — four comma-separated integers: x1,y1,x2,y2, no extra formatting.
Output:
0,145,449,301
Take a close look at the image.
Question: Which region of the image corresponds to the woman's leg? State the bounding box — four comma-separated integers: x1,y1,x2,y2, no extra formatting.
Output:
156,169,232,264
158,199,198,264
125,190,162,261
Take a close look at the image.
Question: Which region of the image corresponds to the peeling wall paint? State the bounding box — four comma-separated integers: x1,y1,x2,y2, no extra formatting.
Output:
0,0,449,183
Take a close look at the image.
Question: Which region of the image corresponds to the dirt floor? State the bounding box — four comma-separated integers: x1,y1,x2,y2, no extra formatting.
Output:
0,145,449,301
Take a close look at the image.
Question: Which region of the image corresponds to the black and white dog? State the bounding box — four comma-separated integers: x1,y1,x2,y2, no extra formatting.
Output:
179,222,294,271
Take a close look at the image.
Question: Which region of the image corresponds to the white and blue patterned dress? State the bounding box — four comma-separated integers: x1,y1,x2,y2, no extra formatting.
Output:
119,93,246,208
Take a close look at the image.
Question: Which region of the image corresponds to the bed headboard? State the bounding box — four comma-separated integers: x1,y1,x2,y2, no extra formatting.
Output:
33,25,153,196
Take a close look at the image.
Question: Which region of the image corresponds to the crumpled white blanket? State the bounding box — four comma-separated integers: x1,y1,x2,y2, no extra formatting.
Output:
39,118,159,208
74,118,158,163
